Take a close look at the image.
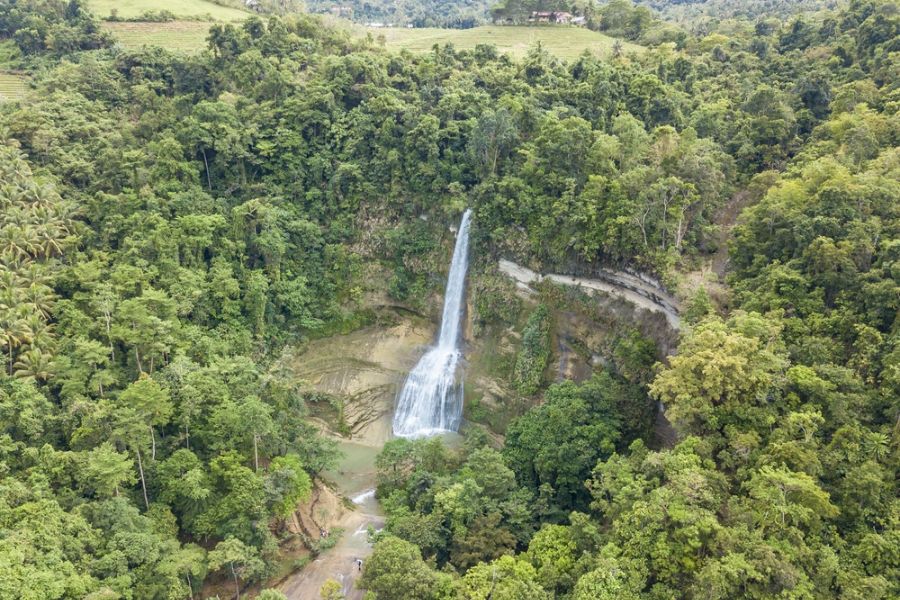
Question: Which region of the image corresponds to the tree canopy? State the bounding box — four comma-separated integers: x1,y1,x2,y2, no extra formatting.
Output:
0,0,896,597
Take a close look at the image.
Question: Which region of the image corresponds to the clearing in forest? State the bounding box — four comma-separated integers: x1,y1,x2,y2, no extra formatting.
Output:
364,25,643,60
103,17,642,61
103,21,218,53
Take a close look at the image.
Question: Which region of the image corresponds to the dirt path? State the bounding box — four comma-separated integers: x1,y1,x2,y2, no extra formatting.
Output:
499,259,681,329
280,505,384,600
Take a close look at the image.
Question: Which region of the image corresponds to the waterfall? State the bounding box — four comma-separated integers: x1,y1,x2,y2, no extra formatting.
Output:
392,209,472,438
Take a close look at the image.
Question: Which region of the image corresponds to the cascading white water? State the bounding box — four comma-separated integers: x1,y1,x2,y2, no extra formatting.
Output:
392,209,472,438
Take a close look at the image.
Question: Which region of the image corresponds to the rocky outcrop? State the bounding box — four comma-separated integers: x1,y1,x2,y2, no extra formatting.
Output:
498,259,681,329
285,315,435,446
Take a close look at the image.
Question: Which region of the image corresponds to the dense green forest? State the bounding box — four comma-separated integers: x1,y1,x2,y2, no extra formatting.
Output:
0,0,897,598
634,0,842,28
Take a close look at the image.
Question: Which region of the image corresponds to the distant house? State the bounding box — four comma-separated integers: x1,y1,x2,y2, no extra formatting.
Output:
529,11,576,25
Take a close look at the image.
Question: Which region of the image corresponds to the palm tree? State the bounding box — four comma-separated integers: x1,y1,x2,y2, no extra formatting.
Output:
14,347,55,381
0,327,13,376
30,204,71,258
0,309,33,375
0,224,31,259
0,147,69,379
24,280,54,318
18,261,48,287
35,225,65,258
25,313,54,351
0,268,24,301
0,250,27,275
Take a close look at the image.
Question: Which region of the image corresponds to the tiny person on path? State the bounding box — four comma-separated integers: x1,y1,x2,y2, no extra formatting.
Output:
356,559,363,571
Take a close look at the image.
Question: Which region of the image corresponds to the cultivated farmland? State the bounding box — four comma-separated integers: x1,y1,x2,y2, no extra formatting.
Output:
87,0,248,21
0,72,27,102
365,25,642,60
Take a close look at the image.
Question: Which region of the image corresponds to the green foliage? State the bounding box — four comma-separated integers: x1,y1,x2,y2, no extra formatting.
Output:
0,481,101,598
375,437,451,497
0,145,73,379
504,373,625,514
383,220,441,306
526,524,578,594
460,555,549,599
207,536,267,597
471,273,521,333
79,441,135,498
650,312,789,437
0,0,896,597
320,579,344,600
0,0,112,57
610,329,658,386
376,441,535,572
360,536,453,600
266,454,312,518
310,527,343,555
512,304,551,395
573,558,640,600
595,0,657,41
683,284,713,324
196,451,269,546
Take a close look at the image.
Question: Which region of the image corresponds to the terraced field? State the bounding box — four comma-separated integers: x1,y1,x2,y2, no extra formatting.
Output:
103,21,215,53
0,72,27,102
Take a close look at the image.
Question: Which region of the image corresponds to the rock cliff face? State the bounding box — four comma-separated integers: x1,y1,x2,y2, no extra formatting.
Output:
460,260,679,436
280,257,680,443
285,312,435,446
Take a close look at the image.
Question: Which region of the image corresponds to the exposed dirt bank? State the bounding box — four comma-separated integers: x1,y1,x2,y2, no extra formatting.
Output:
498,259,681,329
280,507,384,600
288,317,435,447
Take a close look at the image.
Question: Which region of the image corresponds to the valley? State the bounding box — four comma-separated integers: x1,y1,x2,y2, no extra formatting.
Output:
0,1,895,599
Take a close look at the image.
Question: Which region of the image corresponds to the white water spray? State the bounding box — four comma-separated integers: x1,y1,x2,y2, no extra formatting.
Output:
351,489,375,505
392,209,472,438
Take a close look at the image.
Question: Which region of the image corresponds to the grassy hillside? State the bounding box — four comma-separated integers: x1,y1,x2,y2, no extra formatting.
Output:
366,25,643,60
88,0,639,61
87,0,248,21
104,20,642,60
